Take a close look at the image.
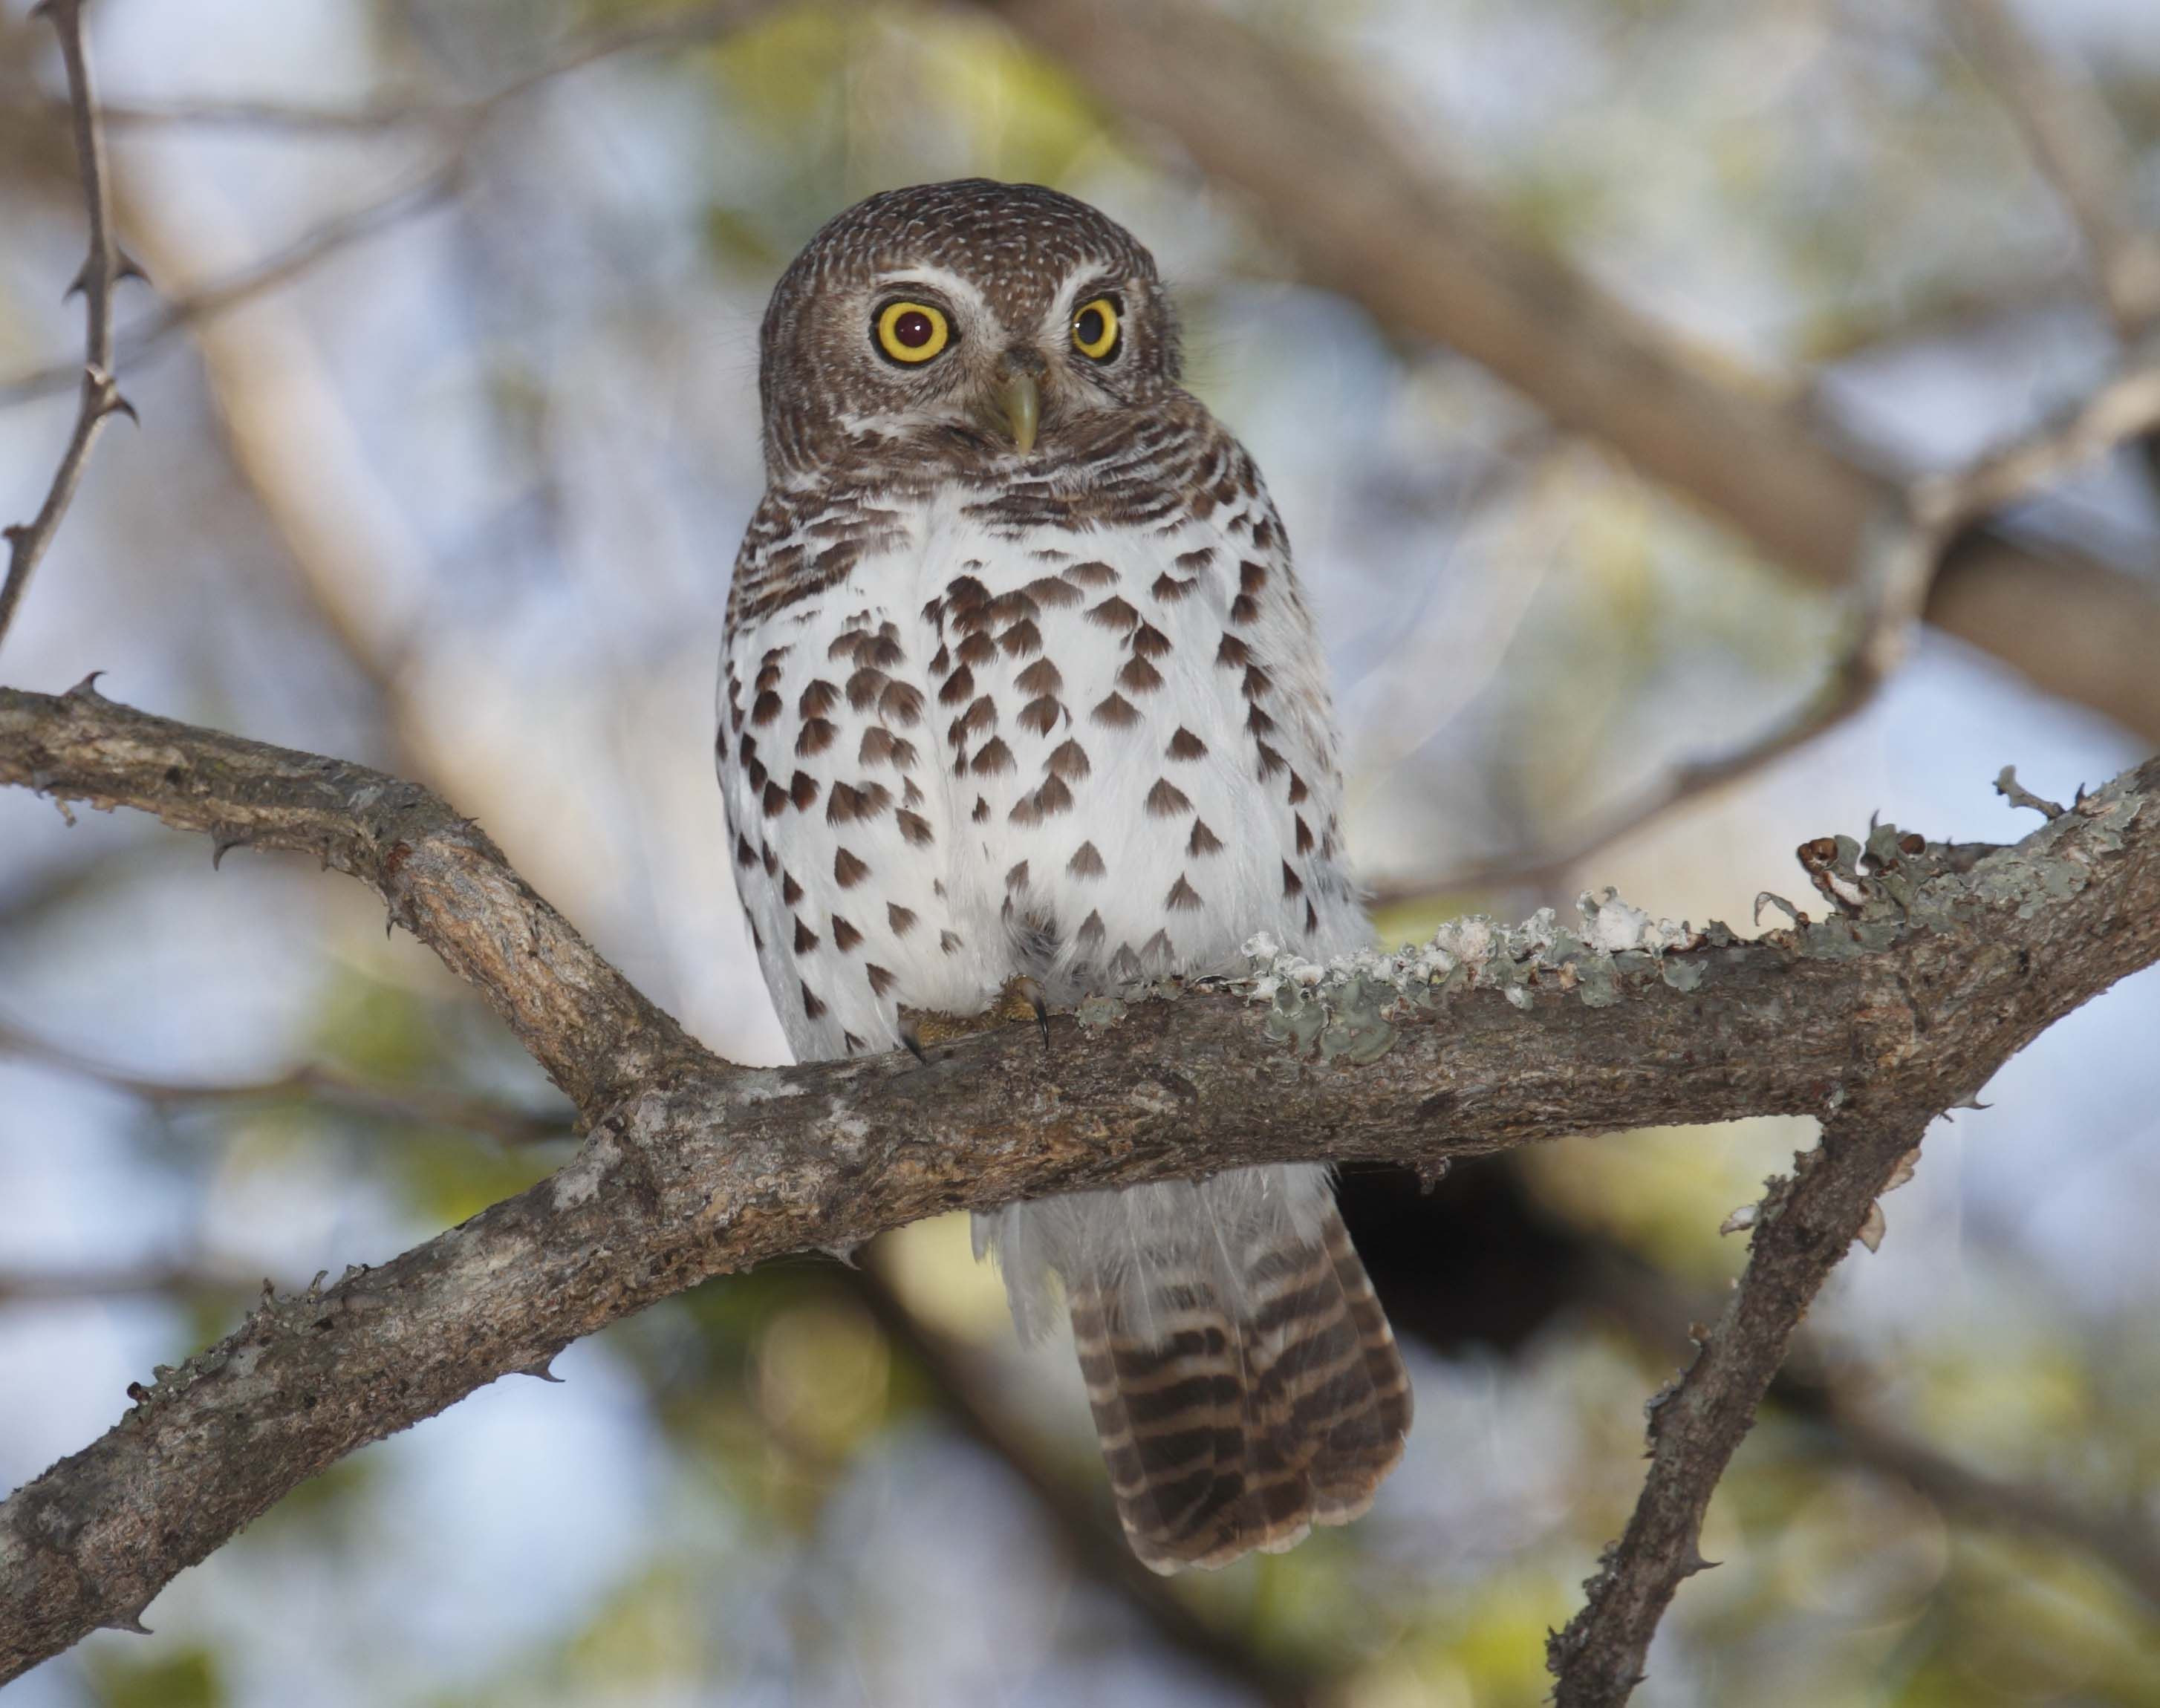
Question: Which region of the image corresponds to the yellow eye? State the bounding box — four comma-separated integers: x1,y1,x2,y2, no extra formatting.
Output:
1071,296,1120,361
875,301,950,364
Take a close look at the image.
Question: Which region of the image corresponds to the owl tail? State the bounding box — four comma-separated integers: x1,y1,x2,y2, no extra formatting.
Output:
981,1166,1411,1573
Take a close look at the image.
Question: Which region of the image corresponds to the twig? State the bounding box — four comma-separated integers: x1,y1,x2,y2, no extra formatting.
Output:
0,0,782,408
1364,352,2160,907
0,160,460,409
1941,0,2160,340
0,1020,572,1146
1994,764,2066,821
1911,359,2160,534
0,1264,258,1306
1548,1111,1938,1704
0,0,132,656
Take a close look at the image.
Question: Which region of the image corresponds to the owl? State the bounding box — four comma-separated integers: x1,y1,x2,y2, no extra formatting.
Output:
718,180,1411,1571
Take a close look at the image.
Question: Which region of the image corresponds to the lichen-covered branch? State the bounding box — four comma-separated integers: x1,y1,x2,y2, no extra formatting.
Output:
0,682,2155,1686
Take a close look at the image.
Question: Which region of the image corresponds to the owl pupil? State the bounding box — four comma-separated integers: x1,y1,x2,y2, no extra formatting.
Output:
1078,309,1105,344
892,310,934,348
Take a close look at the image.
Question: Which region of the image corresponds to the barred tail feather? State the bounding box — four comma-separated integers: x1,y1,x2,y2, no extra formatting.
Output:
983,1165,1411,1573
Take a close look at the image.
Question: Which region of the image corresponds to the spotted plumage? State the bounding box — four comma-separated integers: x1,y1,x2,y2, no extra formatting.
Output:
718,180,1409,1570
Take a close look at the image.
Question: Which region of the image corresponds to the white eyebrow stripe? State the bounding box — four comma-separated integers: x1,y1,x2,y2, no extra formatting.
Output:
873,266,991,311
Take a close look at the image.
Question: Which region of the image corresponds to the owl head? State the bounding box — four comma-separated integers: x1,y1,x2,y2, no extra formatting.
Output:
757,179,1183,479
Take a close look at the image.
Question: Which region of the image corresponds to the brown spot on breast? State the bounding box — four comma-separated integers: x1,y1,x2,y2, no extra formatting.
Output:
866,964,897,997
1166,727,1207,761
842,1031,865,1055
1015,658,1062,695
735,833,757,868
1165,876,1203,911
746,756,768,793
1066,559,1118,587
957,631,996,667
790,771,820,810
845,668,888,710
1282,861,1303,898
880,682,924,725
1229,593,1260,624
737,731,756,765
1287,772,1310,805
896,809,934,847
1145,778,1192,817
1118,656,1164,694
1047,739,1091,780
1092,693,1139,727
998,619,1042,657
1295,815,1315,854
1305,899,1320,936
860,727,915,767
1240,559,1268,595
1255,741,1286,778
1176,548,1215,573
782,873,804,906
865,636,904,670
793,917,819,954
751,691,782,726
1010,776,1073,824
801,983,827,1020
1242,665,1273,700
1025,576,1084,608
832,916,863,952
940,930,963,955
761,843,778,876
1216,633,1249,668
1151,573,1195,602
797,719,836,756
1131,624,1171,660
972,737,1015,775
834,848,870,887
938,664,975,705
1068,841,1105,878
827,781,893,823
1087,596,1139,631
971,795,989,822
1018,697,1062,735
761,781,787,816
888,902,917,936
1187,820,1223,857
960,694,998,734
1076,910,1106,948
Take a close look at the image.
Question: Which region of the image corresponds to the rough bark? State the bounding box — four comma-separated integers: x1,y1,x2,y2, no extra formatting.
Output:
0,685,2154,1687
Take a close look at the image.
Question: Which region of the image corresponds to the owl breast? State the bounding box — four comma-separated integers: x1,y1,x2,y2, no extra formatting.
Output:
718,449,1361,1062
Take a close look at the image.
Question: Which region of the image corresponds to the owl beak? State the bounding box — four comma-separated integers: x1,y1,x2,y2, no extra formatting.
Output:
998,369,1041,455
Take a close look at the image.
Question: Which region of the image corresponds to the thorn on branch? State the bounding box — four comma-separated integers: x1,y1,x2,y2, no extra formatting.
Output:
515,1359,563,1383
209,831,250,870
64,669,106,700
1996,765,2066,819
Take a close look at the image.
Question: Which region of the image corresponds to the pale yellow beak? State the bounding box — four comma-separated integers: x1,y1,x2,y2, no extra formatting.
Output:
999,370,1040,454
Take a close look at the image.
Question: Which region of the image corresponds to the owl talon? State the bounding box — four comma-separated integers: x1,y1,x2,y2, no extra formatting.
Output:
899,1021,930,1066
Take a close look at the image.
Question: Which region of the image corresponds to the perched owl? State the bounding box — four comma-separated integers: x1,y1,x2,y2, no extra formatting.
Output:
718,180,1411,1571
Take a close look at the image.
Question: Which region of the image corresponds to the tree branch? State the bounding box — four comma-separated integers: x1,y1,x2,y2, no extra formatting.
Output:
1549,1109,1934,1703
989,0,2160,745
0,682,2155,1684
0,0,131,656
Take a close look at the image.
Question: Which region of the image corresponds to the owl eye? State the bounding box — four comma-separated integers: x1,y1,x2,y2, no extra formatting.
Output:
874,301,951,364
1070,296,1120,362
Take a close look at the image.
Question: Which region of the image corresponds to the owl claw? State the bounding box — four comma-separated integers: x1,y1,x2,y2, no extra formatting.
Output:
898,1021,930,1066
